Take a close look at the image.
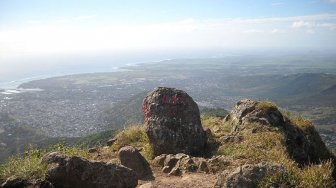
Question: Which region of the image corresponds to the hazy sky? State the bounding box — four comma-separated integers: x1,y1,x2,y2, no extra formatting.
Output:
1,0,336,81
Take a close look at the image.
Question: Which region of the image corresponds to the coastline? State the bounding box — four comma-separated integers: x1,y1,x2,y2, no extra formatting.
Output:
0,62,144,91
0,57,222,90
0,59,172,90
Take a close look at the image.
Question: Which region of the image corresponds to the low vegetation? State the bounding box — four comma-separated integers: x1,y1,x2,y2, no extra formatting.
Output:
111,124,154,161
204,112,335,187
0,143,90,182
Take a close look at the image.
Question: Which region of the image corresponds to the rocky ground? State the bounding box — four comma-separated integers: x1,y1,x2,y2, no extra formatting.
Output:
1,87,335,188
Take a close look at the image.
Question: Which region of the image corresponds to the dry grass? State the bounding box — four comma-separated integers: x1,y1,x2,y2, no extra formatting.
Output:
201,116,231,137
216,109,335,187
0,150,47,181
218,130,284,162
0,143,90,182
111,124,154,160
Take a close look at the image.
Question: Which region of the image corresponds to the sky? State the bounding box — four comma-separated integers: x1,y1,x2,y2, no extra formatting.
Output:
1,0,336,82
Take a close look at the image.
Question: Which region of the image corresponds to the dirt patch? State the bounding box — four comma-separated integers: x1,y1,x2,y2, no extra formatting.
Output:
138,167,217,188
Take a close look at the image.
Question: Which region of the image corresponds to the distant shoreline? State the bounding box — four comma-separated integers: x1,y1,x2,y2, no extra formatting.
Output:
0,67,124,90
0,59,172,90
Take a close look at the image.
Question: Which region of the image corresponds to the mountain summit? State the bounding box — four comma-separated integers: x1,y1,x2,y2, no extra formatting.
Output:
1,87,335,188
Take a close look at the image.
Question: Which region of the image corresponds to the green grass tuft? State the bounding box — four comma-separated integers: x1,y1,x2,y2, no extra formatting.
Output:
111,124,154,160
0,149,48,181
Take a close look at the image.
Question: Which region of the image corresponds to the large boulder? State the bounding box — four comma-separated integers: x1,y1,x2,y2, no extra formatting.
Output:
224,99,334,166
118,146,153,179
143,87,206,156
215,162,286,188
43,152,138,188
224,99,285,131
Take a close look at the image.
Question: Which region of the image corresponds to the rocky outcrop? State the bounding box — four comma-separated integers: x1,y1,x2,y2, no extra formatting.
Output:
215,162,286,188
224,99,285,131
43,152,138,188
224,99,334,165
143,87,206,156
153,153,210,176
118,146,153,179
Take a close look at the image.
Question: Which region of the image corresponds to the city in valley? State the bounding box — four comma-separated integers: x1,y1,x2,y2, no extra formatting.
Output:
0,55,336,161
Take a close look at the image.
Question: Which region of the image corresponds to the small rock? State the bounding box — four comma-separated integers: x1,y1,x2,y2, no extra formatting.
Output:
106,137,117,146
169,167,182,176
153,154,167,167
175,153,189,160
118,146,153,179
164,155,179,170
199,160,210,173
162,166,171,173
138,182,153,188
180,157,197,172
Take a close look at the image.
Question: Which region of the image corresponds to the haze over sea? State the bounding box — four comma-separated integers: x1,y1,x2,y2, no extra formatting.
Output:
0,51,173,89
0,49,244,89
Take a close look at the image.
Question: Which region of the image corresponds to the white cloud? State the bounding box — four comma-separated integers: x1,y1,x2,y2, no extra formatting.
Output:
329,0,336,4
0,13,335,60
292,21,316,28
292,20,336,30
